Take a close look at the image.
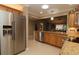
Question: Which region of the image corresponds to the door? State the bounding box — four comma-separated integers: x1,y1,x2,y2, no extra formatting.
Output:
35,31,39,41
49,34,56,45
0,11,13,55
68,12,76,27
44,32,50,44
12,14,26,54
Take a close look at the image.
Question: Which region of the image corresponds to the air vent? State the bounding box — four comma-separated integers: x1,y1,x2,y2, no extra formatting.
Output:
50,10,54,13
48,9,58,14
48,9,54,14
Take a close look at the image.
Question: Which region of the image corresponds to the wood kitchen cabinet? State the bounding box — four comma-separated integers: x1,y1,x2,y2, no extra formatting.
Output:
35,31,66,48
55,35,64,48
0,5,23,14
35,19,50,31
49,33,56,46
52,16,67,24
75,12,79,28
67,10,79,28
44,32,65,48
68,11,76,27
44,32,50,44
44,32,56,45
68,10,79,28
35,31,39,41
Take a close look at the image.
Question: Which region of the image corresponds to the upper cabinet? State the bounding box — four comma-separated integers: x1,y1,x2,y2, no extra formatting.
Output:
0,5,23,14
75,12,79,28
2,4,23,12
68,10,79,28
68,10,76,27
34,15,67,31
34,19,50,31
51,15,67,24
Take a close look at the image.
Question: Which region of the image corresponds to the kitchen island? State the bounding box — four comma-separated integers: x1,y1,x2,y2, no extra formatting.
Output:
35,31,67,48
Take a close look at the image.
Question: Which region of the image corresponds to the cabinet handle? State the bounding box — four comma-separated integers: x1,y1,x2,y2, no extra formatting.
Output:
12,21,15,40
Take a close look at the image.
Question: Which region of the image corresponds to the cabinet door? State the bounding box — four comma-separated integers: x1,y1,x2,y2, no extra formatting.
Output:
35,32,39,41
75,13,79,28
44,32,50,44
56,35,64,48
49,34,56,45
68,13,76,27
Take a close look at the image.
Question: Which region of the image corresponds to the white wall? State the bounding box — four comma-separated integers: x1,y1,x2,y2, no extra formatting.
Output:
28,19,35,39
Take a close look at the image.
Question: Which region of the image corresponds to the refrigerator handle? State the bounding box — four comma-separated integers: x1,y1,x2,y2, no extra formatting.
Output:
12,21,15,40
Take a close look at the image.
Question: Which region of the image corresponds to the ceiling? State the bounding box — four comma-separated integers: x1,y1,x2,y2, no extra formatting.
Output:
25,4,78,19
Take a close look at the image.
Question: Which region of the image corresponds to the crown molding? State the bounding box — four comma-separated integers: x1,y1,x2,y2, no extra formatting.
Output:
28,7,74,19
28,11,41,18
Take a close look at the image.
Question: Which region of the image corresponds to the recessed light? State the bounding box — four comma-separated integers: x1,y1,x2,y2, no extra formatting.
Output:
40,11,43,14
51,17,54,20
41,5,49,9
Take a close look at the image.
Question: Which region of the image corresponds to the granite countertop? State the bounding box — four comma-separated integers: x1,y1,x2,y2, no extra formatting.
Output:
60,41,79,55
35,31,67,37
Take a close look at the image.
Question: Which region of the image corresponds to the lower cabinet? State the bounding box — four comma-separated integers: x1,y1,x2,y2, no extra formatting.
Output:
44,32,65,48
35,31,39,41
49,34,56,46
35,31,65,48
55,35,64,48
44,32,50,44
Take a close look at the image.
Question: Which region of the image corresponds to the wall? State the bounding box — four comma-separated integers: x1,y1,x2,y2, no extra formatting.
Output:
23,6,29,49
28,19,35,39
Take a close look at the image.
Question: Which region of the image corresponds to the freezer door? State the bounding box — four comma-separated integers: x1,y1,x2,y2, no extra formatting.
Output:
12,14,26,54
0,11,12,25
0,11,14,55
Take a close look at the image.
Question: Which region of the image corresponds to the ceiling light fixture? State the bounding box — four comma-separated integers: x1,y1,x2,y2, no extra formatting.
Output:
40,11,43,14
51,17,54,20
42,4,49,9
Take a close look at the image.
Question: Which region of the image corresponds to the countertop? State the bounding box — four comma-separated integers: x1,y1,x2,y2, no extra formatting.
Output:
35,31,67,35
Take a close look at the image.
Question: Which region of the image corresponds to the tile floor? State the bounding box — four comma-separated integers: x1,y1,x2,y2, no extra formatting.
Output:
19,39,60,55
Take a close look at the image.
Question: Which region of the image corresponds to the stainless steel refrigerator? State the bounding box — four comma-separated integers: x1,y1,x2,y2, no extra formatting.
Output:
0,11,26,55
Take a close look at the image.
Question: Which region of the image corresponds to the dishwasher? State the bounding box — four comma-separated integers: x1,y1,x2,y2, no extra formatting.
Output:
39,32,44,42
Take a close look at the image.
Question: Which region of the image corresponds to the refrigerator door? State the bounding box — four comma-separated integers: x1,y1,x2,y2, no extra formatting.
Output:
0,11,12,25
12,14,26,54
0,11,14,55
